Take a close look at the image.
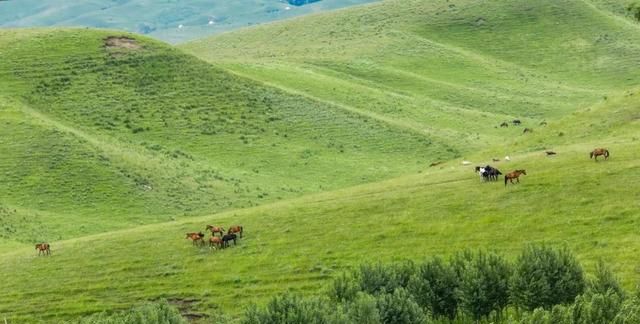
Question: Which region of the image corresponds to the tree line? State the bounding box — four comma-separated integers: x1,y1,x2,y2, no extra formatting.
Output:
69,245,640,324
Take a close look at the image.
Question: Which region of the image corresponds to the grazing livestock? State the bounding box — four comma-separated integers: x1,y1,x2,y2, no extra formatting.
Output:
475,165,502,182
227,225,243,238
523,128,533,134
505,156,511,161
505,170,527,186
186,232,205,246
205,225,225,237
429,161,443,167
500,122,509,127
590,148,610,161
512,119,521,125
540,121,548,126
35,243,50,256
545,151,557,156
492,158,500,162
209,236,223,249
222,233,237,248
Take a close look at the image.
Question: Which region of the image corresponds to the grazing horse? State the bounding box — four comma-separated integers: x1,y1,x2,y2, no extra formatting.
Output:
540,121,548,126
500,122,509,128
492,158,500,162
429,161,443,167
186,232,205,246
209,236,223,249
590,148,610,161
35,243,50,256
205,225,225,237
505,170,527,186
523,128,533,134
486,167,502,181
545,151,557,156
227,225,243,238
222,233,237,248
512,119,521,125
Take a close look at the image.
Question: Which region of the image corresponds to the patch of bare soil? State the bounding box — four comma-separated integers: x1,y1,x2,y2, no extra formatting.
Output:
165,297,208,322
104,36,141,50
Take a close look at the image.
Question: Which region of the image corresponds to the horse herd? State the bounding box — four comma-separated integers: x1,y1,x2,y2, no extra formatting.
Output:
473,148,610,186
33,148,611,256
186,225,244,249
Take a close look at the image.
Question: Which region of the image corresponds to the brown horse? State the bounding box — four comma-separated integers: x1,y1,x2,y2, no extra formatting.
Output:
209,236,223,249
35,243,50,256
205,225,225,237
186,232,205,246
504,170,527,186
590,148,609,161
227,226,243,238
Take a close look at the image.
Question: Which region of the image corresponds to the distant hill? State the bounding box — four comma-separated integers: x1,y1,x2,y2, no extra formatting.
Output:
0,0,377,43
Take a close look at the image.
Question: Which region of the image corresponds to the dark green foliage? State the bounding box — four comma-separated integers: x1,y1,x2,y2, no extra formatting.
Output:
329,272,359,303
613,297,640,323
588,260,624,299
356,261,415,295
408,257,459,319
375,288,425,324
510,245,585,310
627,3,640,22
345,293,381,324
571,291,623,324
242,293,339,324
71,302,186,324
455,251,512,320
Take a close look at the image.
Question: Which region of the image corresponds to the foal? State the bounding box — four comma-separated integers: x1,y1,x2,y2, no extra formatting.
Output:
504,170,527,186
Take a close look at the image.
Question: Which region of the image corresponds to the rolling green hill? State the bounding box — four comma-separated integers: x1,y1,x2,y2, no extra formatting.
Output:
0,29,453,247
1,0,639,322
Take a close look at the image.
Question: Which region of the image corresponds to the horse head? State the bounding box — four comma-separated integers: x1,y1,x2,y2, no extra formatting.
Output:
519,170,527,175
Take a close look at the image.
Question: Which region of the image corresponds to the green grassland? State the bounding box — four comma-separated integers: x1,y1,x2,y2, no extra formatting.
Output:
1,0,639,322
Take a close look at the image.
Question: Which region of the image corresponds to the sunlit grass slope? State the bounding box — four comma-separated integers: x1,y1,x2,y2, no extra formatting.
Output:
0,92,638,322
0,29,453,246
183,0,640,147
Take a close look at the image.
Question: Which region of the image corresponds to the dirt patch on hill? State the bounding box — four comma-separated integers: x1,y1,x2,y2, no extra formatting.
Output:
104,36,142,50
164,297,208,322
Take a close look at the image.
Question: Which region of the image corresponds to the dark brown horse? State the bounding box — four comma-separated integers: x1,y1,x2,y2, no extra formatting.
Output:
222,233,237,248
186,232,205,246
205,225,225,237
523,128,533,134
590,148,609,161
505,170,527,186
35,243,50,256
209,236,223,249
228,225,243,238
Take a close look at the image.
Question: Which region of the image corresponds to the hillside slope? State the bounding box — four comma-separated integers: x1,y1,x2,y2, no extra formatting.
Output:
0,29,453,246
0,91,638,322
183,0,640,146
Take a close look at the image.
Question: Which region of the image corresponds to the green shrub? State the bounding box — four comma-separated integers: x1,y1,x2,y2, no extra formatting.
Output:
242,293,338,324
455,251,512,320
345,292,381,324
72,301,186,324
357,261,415,295
408,257,459,319
588,259,624,298
375,288,425,324
510,245,584,310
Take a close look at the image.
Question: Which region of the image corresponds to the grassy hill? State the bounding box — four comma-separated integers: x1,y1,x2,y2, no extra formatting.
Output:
0,91,638,321
0,0,377,43
1,0,640,322
0,29,453,248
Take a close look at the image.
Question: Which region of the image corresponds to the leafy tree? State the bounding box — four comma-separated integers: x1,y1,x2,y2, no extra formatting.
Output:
510,245,585,310
345,293,381,324
408,257,459,319
376,288,426,324
357,261,415,295
455,251,512,320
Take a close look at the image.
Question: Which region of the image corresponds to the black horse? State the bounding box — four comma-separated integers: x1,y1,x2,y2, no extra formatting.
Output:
481,165,502,181
222,233,237,248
